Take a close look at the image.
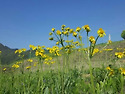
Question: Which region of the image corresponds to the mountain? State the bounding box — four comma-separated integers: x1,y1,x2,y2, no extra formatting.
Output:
0,43,20,64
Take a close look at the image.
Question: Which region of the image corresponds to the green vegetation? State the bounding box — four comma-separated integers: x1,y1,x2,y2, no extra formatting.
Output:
0,25,125,94
121,30,125,40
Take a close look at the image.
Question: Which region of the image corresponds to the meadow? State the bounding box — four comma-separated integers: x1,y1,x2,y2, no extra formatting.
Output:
0,25,125,94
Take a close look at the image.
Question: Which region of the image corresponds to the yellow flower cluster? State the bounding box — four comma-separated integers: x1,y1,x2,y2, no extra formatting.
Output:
16,61,22,65
29,45,37,50
0,51,1,54
46,46,61,56
15,48,26,54
115,52,124,58
119,68,125,75
35,46,46,58
12,64,19,68
103,49,113,51
44,56,55,65
27,59,33,62
92,48,99,56
106,66,114,76
106,66,125,76
117,48,123,51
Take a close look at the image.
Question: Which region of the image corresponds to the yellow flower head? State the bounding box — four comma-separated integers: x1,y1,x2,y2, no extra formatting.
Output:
12,64,19,68
26,66,31,69
3,68,6,71
106,66,111,70
49,32,53,35
49,37,53,40
92,48,99,56
34,62,38,66
22,48,26,52
73,32,77,37
89,36,95,44
61,25,66,28
107,40,112,44
65,27,70,31
109,69,114,76
0,51,1,54
51,28,55,32
97,28,106,37
56,41,60,45
69,29,74,33
76,27,81,32
63,31,69,35
56,30,61,35
78,35,82,40
120,68,125,75
27,59,33,62
82,25,91,32
115,52,124,58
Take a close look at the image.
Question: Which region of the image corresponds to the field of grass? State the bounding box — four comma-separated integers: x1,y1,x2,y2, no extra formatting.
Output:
0,25,125,94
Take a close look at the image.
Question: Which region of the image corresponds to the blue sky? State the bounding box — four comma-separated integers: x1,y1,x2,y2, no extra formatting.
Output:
0,0,125,49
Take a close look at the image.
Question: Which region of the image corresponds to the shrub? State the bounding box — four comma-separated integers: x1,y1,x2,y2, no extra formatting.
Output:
121,30,125,40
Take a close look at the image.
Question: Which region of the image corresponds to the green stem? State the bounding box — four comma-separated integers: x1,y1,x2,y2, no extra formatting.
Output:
87,32,95,94
121,74,124,94
90,36,99,58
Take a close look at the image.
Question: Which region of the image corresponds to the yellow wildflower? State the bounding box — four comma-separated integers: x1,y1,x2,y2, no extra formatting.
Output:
3,68,6,71
52,28,55,32
63,31,69,35
22,48,26,52
89,36,95,44
65,27,70,31
56,30,61,35
76,27,81,32
73,32,77,37
106,66,111,70
120,68,125,75
109,69,114,76
115,52,124,58
56,42,60,45
49,32,53,35
26,66,31,69
119,67,123,71
69,29,74,33
61,25,66,28
12,64,19,68
92,48,99,56
49,37,53,40
82,25,91,32
27,59,33,62
16,61,22,64
107,40,112,44
78,35,82,40
97,28,106,37
0,51,1,54
51,61,55,64
34,62,38,66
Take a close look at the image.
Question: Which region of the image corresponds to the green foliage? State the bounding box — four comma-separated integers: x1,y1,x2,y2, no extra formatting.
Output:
121,30,125,40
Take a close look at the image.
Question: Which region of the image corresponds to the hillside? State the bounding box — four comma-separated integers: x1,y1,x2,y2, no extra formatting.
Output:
0,43,19,64
0,43,31,65
91,40,125,61
0,40,125,65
